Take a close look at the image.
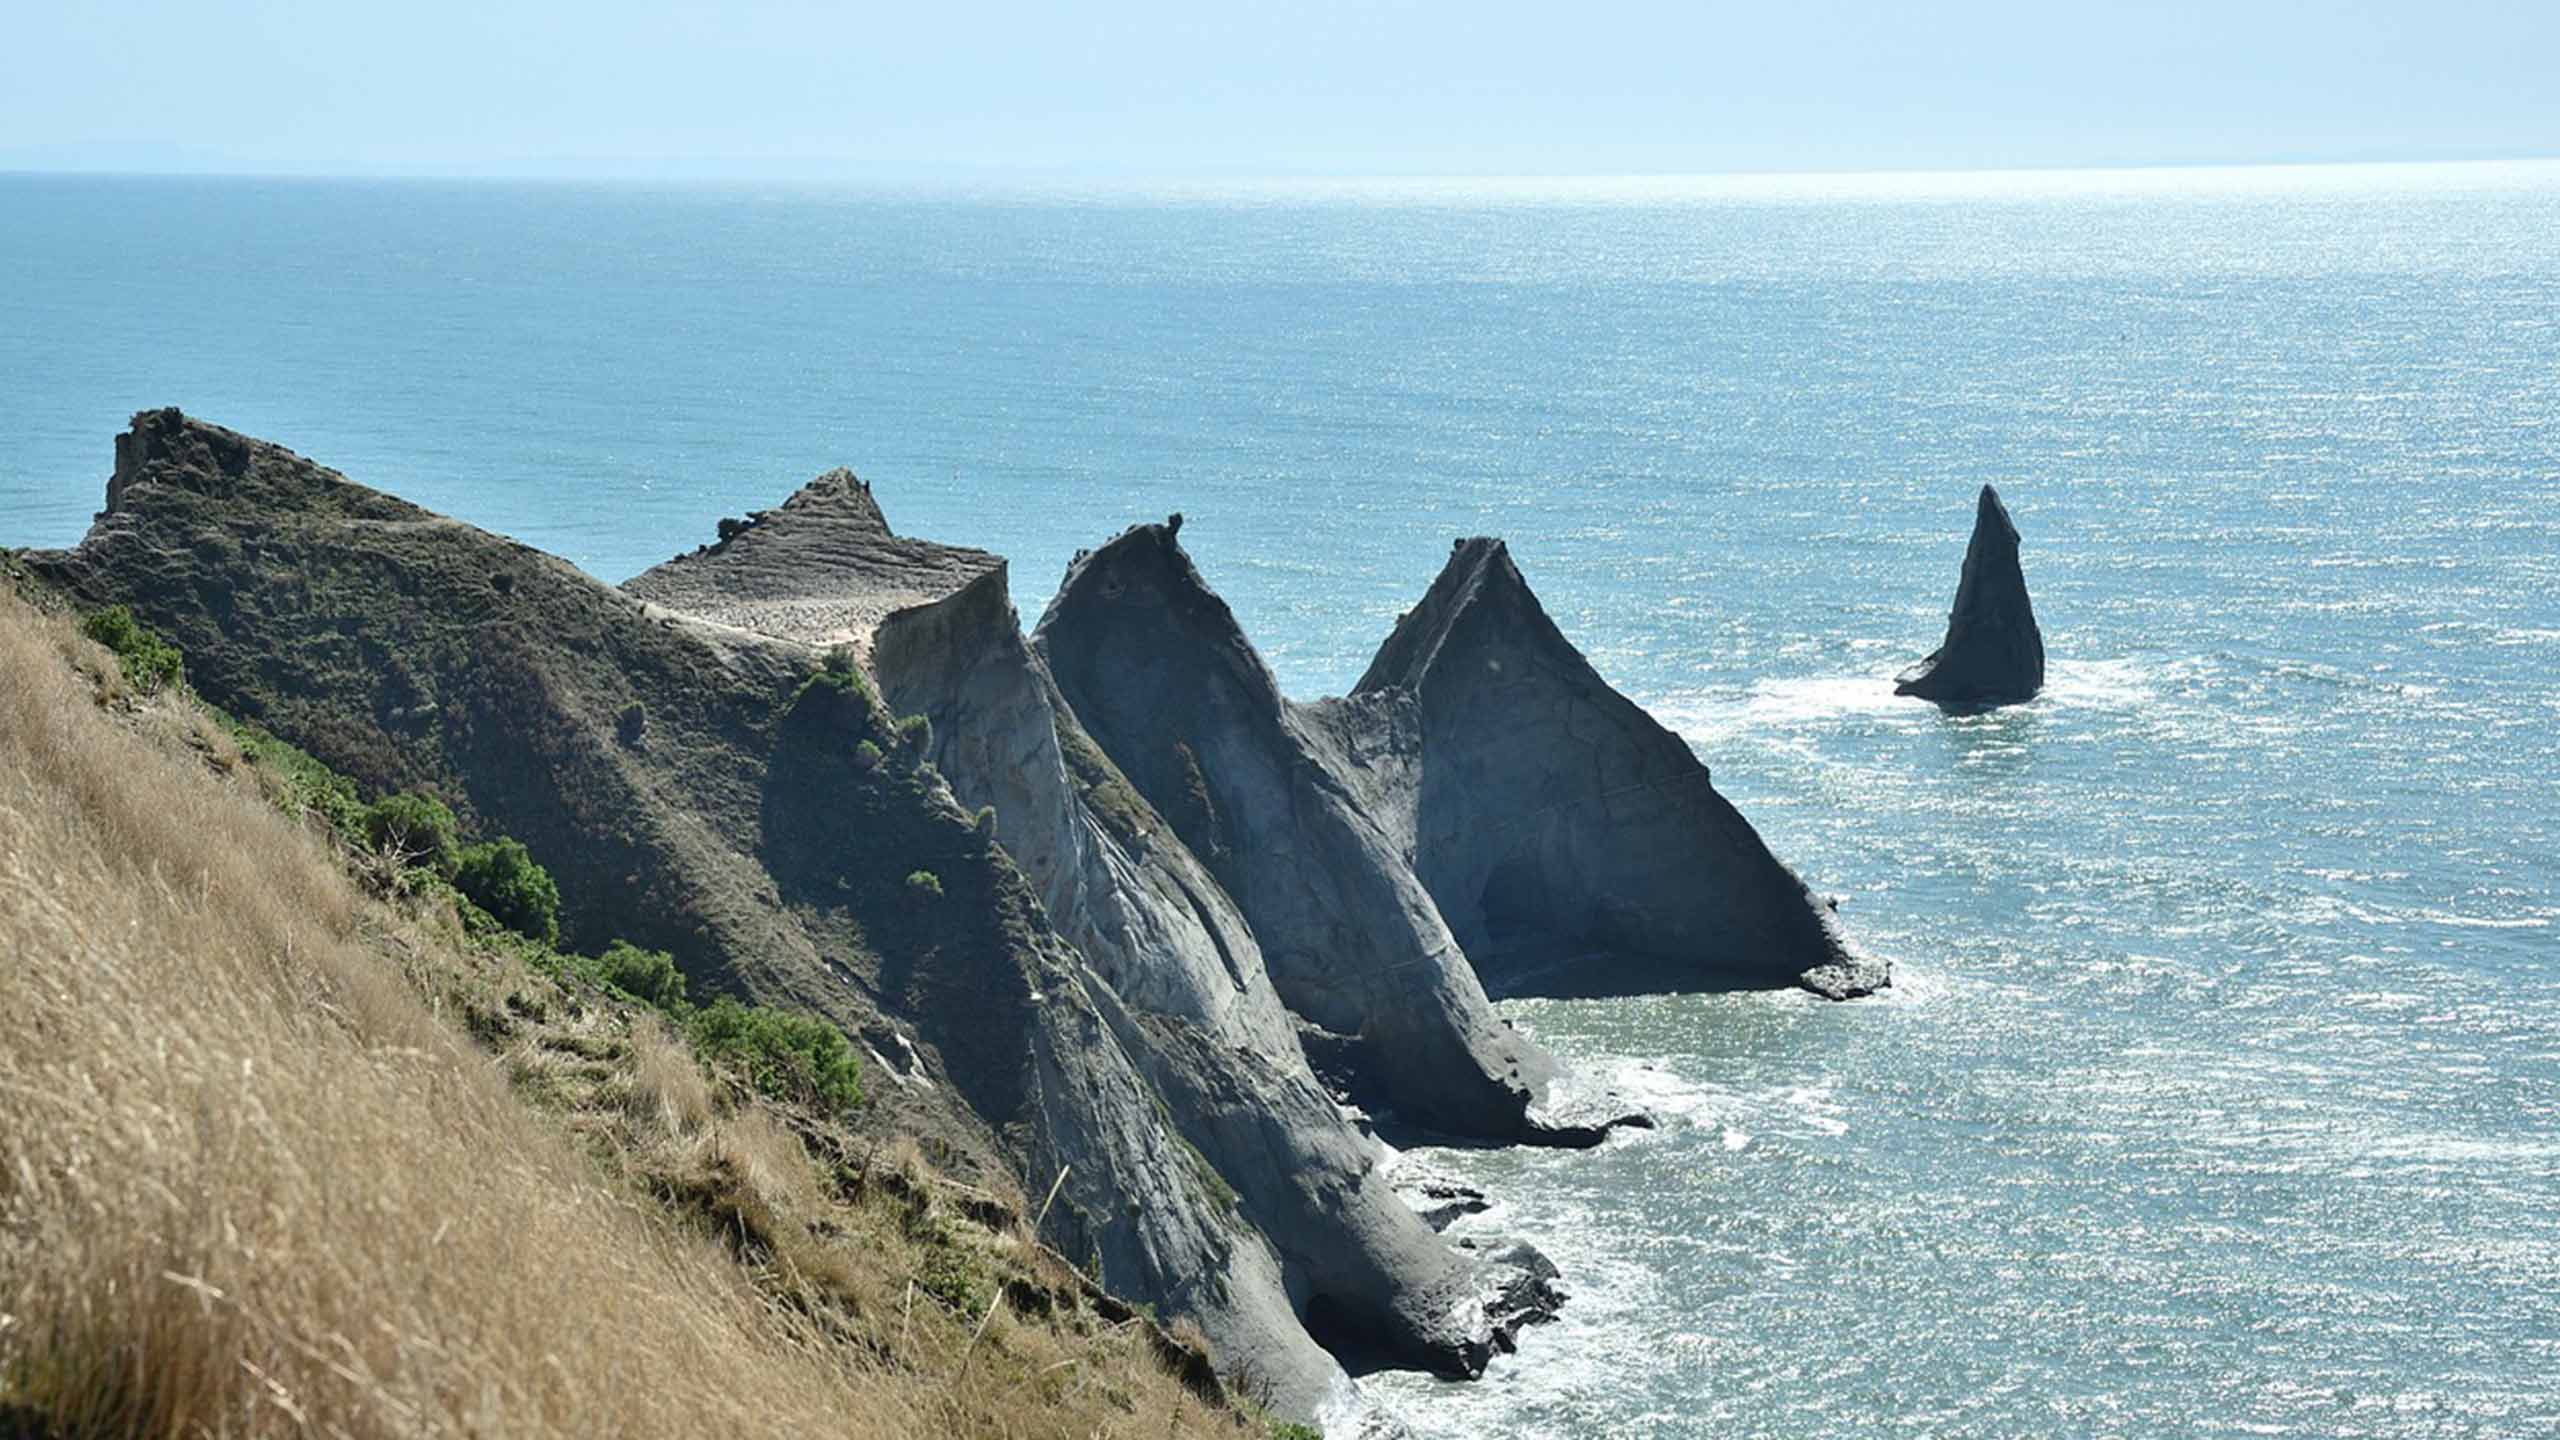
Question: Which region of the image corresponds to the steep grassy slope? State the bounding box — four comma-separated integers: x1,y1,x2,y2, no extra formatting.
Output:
0,584,1264,1440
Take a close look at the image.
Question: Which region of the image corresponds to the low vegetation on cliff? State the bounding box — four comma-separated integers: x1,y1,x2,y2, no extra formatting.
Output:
0,580,1270,1439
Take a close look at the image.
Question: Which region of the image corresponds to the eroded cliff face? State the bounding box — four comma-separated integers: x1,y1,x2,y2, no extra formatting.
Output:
24,410,1330,1418
1359,538,1886,1000
1034,522,1563,1144
1896,484,2046,709
630,470,1521,1392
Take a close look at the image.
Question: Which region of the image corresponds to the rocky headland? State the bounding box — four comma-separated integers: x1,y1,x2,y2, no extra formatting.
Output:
25,409,1887,1424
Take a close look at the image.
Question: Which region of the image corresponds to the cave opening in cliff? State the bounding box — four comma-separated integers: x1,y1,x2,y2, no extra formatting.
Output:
1478,854,1550,945
1298,1292,1411,1378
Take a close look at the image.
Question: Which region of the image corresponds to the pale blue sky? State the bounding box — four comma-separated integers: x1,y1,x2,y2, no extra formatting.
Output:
6,0,2555,179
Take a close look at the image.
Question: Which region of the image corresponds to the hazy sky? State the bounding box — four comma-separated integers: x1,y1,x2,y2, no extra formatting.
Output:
6,1,2555,179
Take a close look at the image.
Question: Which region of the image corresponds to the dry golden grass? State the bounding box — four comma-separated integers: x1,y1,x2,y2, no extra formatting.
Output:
0,591,1248,1440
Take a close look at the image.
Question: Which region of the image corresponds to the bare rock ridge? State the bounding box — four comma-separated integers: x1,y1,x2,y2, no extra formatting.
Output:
1896,484,2045,709
1360,538,1886,1001
1033,521,1570,1143
25,410,1349,1422
628,469,1517,1388
625,467,999,661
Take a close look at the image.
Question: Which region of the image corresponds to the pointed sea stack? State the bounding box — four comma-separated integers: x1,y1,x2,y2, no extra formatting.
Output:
1360,538,1885,1000
1896,484,2045,709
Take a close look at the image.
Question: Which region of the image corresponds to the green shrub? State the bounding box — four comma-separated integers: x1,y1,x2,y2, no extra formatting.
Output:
905,869,943,899
972,805,997,837
1268,1424,1323,1440
913,1234,990,1316
896,713,932,753
80,604,184,693
594,940,687,1010
777,648,895,765
454,836,561,945
222,714,365,841
360,792,461,877
854,738,885,768
788,663,876,720
685,997,863,1113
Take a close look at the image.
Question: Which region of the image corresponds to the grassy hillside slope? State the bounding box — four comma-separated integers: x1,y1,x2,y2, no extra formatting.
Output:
0,583,1263,1439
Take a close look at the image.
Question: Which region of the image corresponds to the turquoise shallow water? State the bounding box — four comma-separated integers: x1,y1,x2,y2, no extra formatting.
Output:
5,162,2556,1437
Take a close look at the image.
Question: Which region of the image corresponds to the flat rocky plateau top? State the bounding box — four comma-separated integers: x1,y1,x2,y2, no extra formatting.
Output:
624,469,1002,654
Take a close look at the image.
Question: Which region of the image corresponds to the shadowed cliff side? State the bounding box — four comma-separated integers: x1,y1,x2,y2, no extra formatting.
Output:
1357,538,1885,1000
1896,484,2046,709
22,410,1328,1423
629,474,1534,1390
1034,521,1564,1143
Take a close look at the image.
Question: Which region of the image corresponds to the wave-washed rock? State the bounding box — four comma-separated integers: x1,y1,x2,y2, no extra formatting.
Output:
1896,484,2045,709
1362,537,1885,1001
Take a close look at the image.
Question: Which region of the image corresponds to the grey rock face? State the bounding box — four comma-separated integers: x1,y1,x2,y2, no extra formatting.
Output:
634,475,1514,1398
1034,523,1562,1143
1358,538,1885,1000
1469,1239,1566,1349
1896,485,2045,709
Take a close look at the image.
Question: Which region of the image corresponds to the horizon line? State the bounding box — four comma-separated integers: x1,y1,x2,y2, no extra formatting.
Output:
6,150,2560,193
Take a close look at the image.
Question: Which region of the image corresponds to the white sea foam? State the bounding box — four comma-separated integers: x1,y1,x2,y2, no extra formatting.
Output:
1660,656,2171,751
1655,675,1917,746
2040,655,2166,710
1594,1058,1730,1127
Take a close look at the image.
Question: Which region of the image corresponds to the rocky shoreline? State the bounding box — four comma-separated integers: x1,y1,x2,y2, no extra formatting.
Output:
26,409,1887,1425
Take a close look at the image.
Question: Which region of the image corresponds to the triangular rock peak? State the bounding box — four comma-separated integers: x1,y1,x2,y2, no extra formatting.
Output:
1034,521,1574,1141
1361,537,1885,1000
1896,484,2046,709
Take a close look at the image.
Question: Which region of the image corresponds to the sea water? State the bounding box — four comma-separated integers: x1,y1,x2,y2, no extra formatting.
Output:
4,161,2554,1438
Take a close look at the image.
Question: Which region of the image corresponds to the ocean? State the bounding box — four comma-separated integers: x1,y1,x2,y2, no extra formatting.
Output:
4,161,2555,1438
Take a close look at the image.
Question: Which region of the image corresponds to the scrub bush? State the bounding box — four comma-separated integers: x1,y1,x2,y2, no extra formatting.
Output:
360,792,461,877
455,836,562,945
80,604,183,693
685,997,863,1114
